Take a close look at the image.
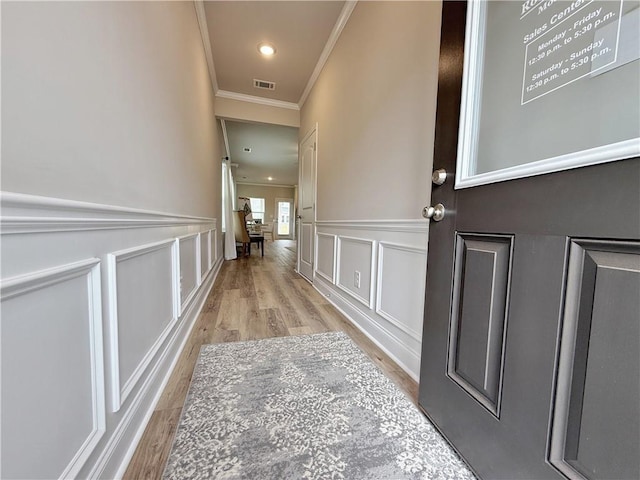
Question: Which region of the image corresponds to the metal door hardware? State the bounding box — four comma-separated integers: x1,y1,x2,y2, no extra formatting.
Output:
422,203,446,222
432,169,447,186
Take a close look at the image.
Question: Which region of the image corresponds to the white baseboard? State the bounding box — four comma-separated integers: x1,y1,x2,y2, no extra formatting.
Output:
313,276,420,382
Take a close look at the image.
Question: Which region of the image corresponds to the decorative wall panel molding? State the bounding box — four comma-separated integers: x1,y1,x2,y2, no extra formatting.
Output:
376,242,427,341
314,221,428,381
86,256,223,480
549,239,640,480
447,233,513,417
0,191,221,479
106,239,179,412
209,228,217,268
314,277,421,380
200,231,209,277
178,233,201,312
336,236,376,309
315,232,337,284
1,259,105,479
0,191,215,234
316,219,428,233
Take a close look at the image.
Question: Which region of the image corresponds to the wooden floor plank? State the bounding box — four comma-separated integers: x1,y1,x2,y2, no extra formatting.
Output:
291,277,329,306
124,408,181,480
123,239,418,479
252,268,279,310
262,308,289,338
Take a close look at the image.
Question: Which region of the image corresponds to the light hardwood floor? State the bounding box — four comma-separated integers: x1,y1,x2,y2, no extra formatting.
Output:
124,239,418,479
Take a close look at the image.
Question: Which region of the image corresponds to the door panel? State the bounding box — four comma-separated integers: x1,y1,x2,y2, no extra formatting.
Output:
422,232,569,479
418,2,640,479
550,240,640,480
298,129,316,281
448,234,512,416
300,224,313,272
455,159,640,238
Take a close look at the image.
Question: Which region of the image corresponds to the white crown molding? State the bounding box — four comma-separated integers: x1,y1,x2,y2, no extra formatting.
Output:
315,219,428,233
196,1,355,110
194,0,219,94
298,1,358,107
0,192,216,234
235,181,296,188
215,89,300,111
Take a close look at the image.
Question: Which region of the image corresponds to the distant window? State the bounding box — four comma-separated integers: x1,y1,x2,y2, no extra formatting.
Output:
249,197,265,222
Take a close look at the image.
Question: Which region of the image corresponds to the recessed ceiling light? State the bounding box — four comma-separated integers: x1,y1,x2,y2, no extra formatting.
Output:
258,43,276,56
268,177,273,181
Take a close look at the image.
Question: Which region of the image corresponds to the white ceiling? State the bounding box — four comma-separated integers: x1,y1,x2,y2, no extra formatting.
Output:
226,120,299,186
197,1,354,186
204,1,346,104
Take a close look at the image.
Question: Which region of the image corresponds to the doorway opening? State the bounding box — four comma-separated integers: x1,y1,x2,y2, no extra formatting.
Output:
276,198,294,238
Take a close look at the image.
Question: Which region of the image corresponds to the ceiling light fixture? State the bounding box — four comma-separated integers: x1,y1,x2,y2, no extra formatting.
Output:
268,177,273,181
258,43,276,56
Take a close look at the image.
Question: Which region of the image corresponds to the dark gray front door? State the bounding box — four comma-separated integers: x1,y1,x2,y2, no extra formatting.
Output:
418,2,639,479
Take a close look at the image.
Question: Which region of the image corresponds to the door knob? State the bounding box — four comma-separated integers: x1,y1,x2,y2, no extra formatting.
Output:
296,215,302,219
422,203,446,222
432,168,447,186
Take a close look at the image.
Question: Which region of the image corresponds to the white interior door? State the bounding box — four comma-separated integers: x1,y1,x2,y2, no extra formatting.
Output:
298,127,316,281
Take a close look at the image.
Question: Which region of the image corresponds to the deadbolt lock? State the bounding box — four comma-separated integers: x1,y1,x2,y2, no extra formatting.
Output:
431,168,447,186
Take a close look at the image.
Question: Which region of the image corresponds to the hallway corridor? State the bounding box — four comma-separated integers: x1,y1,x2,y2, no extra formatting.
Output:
124,240,418,479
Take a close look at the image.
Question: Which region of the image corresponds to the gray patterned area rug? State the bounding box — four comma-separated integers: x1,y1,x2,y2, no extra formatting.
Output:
163,332,475,480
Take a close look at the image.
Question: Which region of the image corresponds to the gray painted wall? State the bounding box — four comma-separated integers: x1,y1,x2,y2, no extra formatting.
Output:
300,1,443,221
2,1,223,218
1,2,224,477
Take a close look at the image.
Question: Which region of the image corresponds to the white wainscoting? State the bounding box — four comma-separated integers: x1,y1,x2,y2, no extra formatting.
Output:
314,220,429,380
0,192,223,480
1,259,105,480
107,239,180,413
376,242,427,342
178,233,201,312
336,236,376,309
210,228,218,269
315,232,336,283
200,231,210,277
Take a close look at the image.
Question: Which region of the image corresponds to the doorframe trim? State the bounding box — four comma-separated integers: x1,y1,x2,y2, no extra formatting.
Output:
297,124,318,278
